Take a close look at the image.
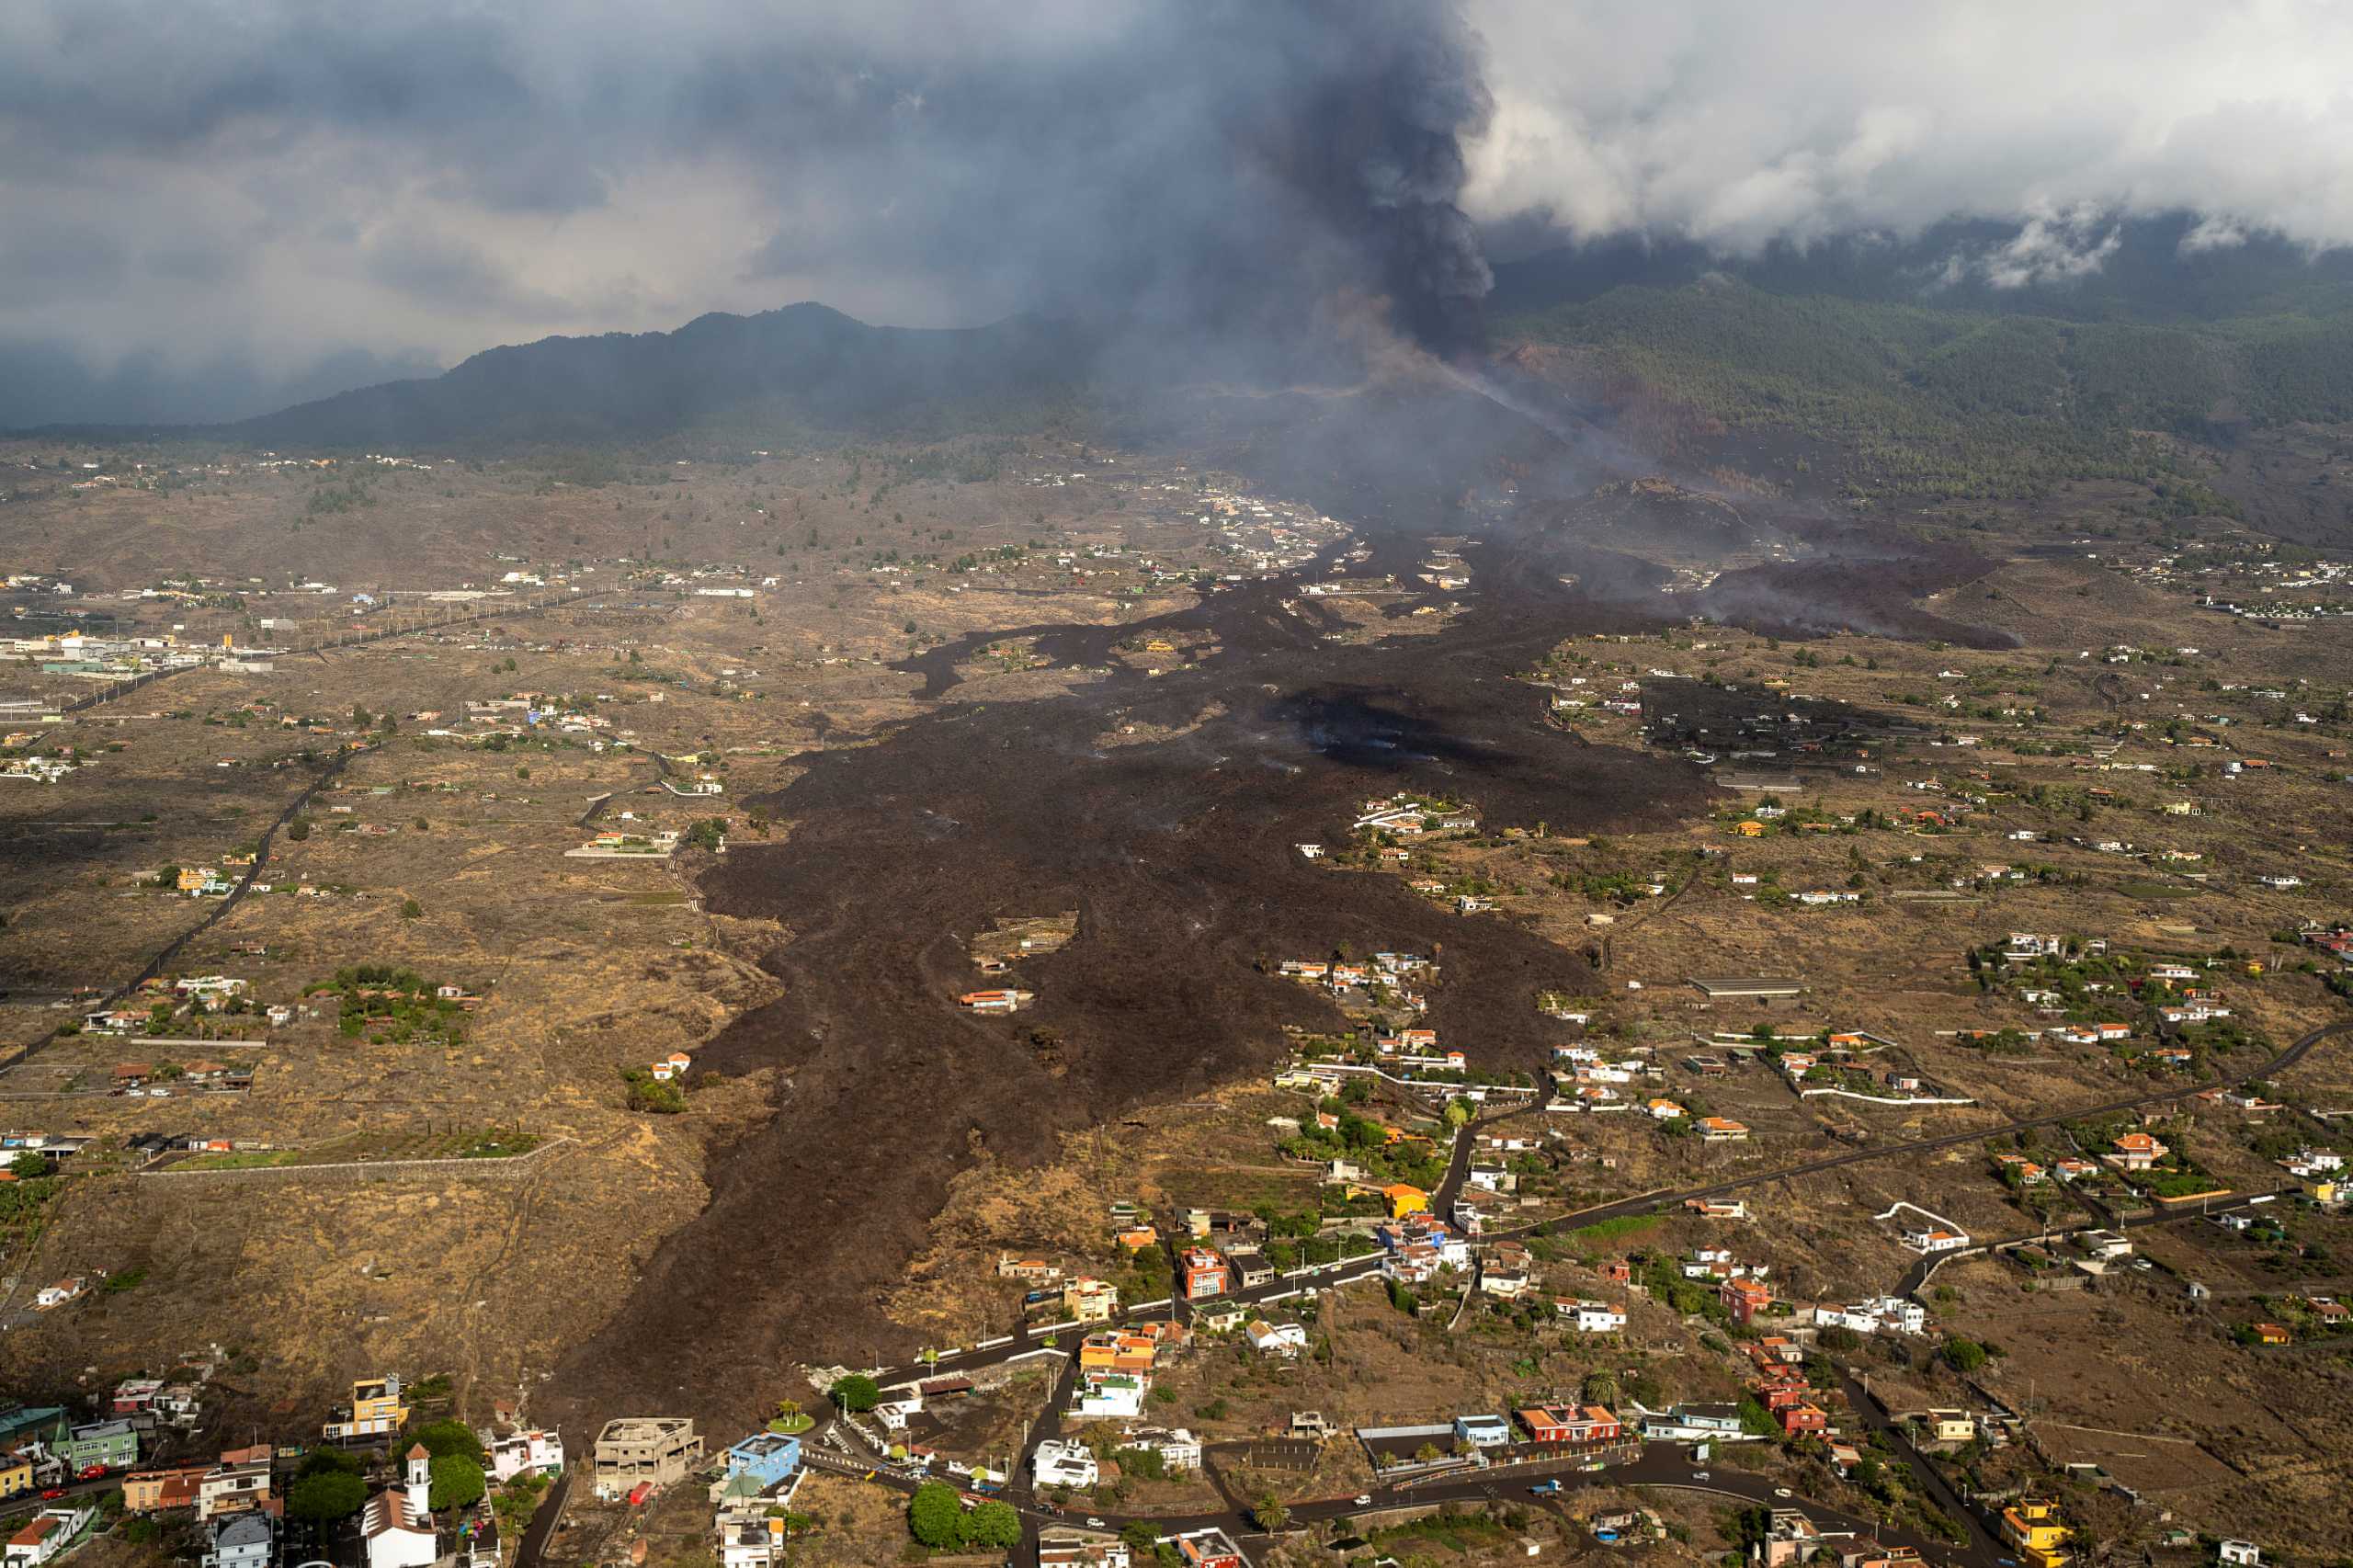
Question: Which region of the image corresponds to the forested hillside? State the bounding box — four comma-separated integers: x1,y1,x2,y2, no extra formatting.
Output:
1496,278,2353,502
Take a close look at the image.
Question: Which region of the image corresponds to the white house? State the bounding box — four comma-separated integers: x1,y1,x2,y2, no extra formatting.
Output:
1903,1225,1972,1255
1117,1426,1200,1472
1558,1300,1627,1334
1031,1439,1098,1490
200,1512,274,1568
1813,1296,1928,1337
4,1506,91,1568
1073,1374,1145,1420
1245,1320,1309,1358
489,1430,565,1483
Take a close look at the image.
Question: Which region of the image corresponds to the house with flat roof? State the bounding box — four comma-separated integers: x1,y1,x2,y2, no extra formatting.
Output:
591,1418,702,1500
720,1433,800,1495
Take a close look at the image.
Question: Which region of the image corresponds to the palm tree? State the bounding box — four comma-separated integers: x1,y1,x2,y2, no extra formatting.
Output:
1582,1369,1620,1407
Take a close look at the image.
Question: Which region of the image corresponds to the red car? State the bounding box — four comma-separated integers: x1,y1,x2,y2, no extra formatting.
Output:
76,1465,107,1480
38,1488,65,1501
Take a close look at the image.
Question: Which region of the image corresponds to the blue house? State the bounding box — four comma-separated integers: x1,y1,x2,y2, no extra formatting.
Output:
722,1433,801,1494
1452,1414,1511,1449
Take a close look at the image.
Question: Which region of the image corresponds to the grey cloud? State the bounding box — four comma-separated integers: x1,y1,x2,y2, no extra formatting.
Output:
5,0,2352,426
1461,0,2353,267
0,223,129,304
359,228,570,316
0,338,439,428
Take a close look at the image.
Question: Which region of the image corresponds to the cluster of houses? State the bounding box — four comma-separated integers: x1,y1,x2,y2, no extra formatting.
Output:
0,750,76,785
421,693,624,753
1356,1400,1633,1475
583,1415,804,1568
82,972,292,1038
1276,949,1436,1011
1352,794,1478,838
1062,1324,1191,1421
1752,1506,1936,1568
1,630,273,682
2277,1145,2344,1203
1550,1043,1660,1112
565,828,680,859
0,1383,462,1568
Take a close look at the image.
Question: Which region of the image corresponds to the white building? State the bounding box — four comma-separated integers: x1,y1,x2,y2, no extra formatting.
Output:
1245,1320,1310,1358
362,1446,439,1568
488,1430,565,1483
1902,1225,1972,1255
200,1512,274,1568
1814,1297,1927,1336
1558,1300,1627,1334
1031,1438,1098,1490
1116,1426,1200,1472
4,1506,91,1568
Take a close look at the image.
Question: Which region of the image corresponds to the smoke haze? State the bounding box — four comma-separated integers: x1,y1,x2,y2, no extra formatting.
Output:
5,0,2352,423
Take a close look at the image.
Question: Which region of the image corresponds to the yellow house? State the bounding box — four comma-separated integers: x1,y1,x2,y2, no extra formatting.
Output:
323,1375,410,1440
1381,1183,1430,1220
2306,1176,2341,1206
1734,820,1766,838
2000,1501,2070,1568
0,1450,31,1500
1062,1277,1120,1323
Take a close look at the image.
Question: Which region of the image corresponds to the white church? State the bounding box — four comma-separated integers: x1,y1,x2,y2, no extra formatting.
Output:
360,1445,440,1568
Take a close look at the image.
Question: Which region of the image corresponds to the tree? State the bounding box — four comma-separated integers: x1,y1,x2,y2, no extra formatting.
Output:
966,1500,1021,1549
428,1454,486,1511
401,899,423,920
907,1482,965,1549
7,1153,45,1180
414,1417,486,1464
286,1471,368,1522
287,816,312,841
1581,1369,1620,1407
1121,1522,1161,1551
1942,1336,1989,1374
832,1373,881,1414
1252,1491,1290,1533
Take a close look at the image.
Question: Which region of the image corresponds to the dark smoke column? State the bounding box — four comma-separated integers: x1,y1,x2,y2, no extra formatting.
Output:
1338,0,1496,354
1210,0,1496,357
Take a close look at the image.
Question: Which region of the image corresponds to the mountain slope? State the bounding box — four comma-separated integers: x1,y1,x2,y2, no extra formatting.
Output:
238,303,1093,449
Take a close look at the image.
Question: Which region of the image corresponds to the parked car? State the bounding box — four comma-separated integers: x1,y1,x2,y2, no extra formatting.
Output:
76,1464,107,1480
39,1489,64,1500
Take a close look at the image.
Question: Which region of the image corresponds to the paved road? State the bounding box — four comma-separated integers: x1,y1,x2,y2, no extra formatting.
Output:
1837,1370,2005,1564
508,1467,572,1568
813,1435,1982,1564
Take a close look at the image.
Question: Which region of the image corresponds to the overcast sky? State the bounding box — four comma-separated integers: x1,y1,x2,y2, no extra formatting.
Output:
6,0,2353,422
